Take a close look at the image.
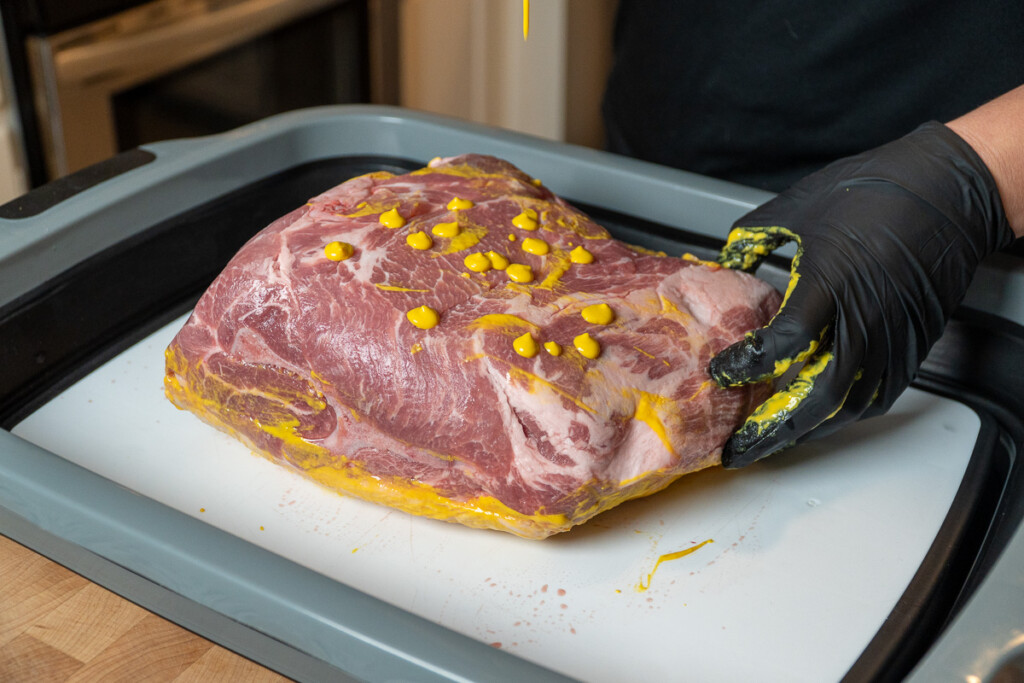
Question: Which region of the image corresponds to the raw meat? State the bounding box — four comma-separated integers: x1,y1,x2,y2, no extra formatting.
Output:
164,154,780,539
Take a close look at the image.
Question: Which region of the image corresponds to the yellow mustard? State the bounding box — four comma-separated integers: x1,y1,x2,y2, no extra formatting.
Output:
521,237,550,256
581,303,615,325
512,208,539,231
636,539,714,592
570,245,594,264
486,250,510,270
544,341,562,356
379,207,406,228
406,231,433,250
375,284,429,292
324,241,354,261
508,234,517,242
448,197,474,211
506,263,534,283
440,225,485,254
467,313,538,332
464,253,492,273
513,332,539,358
407,305,440,329
631,390,675,455
574,332,601,359
431,221,460,238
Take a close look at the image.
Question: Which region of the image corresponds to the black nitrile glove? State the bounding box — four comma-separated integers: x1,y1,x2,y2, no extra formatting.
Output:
710,122,1014,468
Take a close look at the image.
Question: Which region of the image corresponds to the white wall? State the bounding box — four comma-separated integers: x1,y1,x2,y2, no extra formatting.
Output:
398,0,616,148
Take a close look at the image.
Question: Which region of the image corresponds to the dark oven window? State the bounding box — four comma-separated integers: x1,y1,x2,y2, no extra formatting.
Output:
113,2,368,150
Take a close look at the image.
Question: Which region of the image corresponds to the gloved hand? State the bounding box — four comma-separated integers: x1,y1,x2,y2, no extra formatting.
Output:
710,122,1014,468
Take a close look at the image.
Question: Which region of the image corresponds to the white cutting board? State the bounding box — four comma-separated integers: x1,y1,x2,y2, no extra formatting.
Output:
13,314,979,682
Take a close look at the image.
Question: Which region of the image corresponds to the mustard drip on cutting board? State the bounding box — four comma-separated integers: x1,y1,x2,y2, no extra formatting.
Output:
637,539,714,592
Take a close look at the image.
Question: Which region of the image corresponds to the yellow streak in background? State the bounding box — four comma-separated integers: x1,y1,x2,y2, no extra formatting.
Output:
637,539,715,591
523,0,530,40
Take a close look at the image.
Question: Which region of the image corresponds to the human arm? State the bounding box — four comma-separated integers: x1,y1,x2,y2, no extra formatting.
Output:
709,86,1023,468
947,84,1024,238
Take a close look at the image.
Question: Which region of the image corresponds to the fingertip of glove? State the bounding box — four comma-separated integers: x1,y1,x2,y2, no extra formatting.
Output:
720,428,761,469
721,422,790,469
709,334,765,387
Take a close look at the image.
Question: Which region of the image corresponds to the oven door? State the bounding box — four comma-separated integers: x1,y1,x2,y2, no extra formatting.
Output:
25,0,385,180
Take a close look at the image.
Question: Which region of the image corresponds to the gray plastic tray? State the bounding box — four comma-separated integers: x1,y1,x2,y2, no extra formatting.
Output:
1,106,1023,682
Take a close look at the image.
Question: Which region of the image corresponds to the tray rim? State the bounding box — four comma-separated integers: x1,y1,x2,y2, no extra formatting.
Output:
1,107,1023,682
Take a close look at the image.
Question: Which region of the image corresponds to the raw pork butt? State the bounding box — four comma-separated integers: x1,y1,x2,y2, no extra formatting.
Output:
165,155,780,539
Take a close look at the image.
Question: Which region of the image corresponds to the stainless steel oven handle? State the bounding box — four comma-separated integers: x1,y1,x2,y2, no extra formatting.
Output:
54,0,347,91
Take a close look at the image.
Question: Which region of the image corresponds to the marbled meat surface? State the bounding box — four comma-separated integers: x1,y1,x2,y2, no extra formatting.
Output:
164,154,781,538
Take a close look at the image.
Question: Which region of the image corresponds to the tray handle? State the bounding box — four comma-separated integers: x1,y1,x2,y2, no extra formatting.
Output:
0,148,156,220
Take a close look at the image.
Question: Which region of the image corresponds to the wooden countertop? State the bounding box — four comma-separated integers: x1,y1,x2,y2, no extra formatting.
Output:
0,535,290,682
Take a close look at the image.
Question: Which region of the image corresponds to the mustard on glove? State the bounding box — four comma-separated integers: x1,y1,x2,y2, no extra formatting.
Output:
711,122,1013,468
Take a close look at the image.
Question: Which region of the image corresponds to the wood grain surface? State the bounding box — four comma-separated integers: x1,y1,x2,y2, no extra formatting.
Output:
0,535,290,682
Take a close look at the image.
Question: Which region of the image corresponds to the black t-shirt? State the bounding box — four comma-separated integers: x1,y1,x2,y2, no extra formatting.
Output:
602,1,1024,191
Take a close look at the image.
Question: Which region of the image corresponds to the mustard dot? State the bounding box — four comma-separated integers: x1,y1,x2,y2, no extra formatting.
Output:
581,303,615,325
508,234,517,242
512,209,539,231
513,332,539,358
486,251,510,270
407,305,440,330
574,332,601,359
324,241,354,261
448,197,474,211
570,245,594,264
506,263,534,283
521,237,549,256
464,252,492,273
432,221,460,238
380,207,406,228
406,231,433,250
544,341,562,356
